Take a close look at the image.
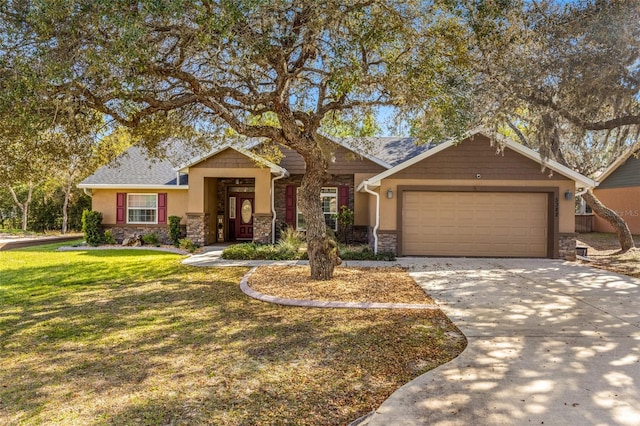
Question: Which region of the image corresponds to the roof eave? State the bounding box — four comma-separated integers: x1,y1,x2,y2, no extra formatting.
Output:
77,184,189,190
358,128,598,190
596,142,640,183
173,145,289,176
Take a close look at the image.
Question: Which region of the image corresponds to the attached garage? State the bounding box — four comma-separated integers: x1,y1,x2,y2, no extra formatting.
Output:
357,130,597,260
401,190,550,257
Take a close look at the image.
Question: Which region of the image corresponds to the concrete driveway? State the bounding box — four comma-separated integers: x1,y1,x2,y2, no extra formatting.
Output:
368,258,640,426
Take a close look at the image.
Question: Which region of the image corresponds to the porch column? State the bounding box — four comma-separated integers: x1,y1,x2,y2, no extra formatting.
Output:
252,213,272,244
186,212,210,247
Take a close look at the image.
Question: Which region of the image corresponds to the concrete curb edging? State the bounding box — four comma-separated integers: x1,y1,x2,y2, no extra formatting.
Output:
239,266,440,310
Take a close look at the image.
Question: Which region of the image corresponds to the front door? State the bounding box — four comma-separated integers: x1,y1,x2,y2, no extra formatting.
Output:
231,193,254,240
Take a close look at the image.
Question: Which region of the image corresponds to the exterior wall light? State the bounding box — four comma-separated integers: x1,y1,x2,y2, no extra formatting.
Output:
386,189,393,199
564,190,574,200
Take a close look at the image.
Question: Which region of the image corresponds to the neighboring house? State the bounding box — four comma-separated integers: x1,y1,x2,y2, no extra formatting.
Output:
593,147,640,234
78,129,596,259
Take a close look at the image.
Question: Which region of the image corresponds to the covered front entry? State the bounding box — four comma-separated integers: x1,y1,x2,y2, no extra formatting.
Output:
401,190,550,257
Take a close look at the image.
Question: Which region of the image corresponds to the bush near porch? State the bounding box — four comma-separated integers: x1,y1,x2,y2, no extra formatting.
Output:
221,243,396,261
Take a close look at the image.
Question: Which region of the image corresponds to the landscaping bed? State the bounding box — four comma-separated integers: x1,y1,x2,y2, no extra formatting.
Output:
249,265,435,304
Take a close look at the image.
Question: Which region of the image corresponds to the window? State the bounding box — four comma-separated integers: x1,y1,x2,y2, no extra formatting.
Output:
296,187,338,231
127,194,158,224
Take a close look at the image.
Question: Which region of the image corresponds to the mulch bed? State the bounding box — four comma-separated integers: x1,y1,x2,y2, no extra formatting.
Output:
248,266,435,304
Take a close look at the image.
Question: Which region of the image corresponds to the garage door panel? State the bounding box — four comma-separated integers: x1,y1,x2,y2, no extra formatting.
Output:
402,191,548,257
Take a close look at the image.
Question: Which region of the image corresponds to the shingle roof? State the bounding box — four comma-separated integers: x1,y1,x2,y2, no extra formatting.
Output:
79,141,193,187
79,136,433,187
359,137,433,166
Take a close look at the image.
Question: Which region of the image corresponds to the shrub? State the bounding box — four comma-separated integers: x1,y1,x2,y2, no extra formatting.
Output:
339,245,396,261
179,238,199,253
81,210,103,246
168,216,182,247
222,242,306,260
103,229,117,245
277,227,304,253
141,232,161,246
335,206,354,244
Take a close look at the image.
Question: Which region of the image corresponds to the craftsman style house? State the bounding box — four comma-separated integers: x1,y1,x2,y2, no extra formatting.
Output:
79,130,596,259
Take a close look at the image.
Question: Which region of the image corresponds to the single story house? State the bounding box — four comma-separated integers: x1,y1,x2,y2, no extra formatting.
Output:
78,129,596,259
593,146,640,234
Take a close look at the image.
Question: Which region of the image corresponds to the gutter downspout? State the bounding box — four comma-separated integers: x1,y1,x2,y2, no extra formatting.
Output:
271,170,287,244
82,188,92,198
362,182,380,255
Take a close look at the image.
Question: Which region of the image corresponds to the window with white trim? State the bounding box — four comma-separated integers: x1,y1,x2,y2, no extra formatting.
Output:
127,194,158,224
296,187,338,231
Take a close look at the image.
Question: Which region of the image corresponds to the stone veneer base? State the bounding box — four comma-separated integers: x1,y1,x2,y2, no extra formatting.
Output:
559,233,577,261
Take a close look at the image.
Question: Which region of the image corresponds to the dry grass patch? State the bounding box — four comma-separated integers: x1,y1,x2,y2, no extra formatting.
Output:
0,245,465,425
249,266,435,304
578,232,640,278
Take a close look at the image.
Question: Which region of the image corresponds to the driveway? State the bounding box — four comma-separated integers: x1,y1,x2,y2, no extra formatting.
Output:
368,258,640,426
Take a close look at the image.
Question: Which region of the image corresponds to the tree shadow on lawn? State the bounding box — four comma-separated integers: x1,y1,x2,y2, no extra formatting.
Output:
0,256,464,425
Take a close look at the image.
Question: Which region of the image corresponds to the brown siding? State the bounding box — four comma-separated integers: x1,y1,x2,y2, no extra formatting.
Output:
192,148,256,169
394,134,570,181
277,146,386,175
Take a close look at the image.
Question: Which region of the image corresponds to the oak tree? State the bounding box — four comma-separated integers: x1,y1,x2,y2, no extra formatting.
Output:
459,0,640,251
2,0,473,278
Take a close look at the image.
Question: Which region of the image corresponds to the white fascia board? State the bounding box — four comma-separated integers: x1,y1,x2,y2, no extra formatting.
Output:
174,145,289,176
359,128,597,190
77,184,189,190
596,142,640,183
174,144,232,172
489,131,598,188
357,132,466,189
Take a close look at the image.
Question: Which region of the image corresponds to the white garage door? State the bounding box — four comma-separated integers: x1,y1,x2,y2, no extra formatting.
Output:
402,192,548,257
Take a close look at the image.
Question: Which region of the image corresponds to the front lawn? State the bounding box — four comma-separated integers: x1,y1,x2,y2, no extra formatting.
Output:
0,244,463,425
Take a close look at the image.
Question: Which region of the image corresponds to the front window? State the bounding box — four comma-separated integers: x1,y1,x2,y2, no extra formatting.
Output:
297,187,338,231
127,194,157,224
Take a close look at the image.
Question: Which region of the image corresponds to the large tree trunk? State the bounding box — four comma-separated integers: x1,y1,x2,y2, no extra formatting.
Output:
298,148,341,280
582,189,635,252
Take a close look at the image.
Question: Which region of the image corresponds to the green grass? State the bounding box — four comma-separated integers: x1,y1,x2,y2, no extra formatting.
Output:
0,244,463,425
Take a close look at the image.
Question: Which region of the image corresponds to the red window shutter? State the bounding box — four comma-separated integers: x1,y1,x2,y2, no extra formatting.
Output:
157,193,167,224
338,185,349,209
116,193,126,224
285,185,296,226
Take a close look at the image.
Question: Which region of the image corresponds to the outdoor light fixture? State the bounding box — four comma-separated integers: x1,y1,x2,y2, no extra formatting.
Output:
564,190,574,200
386,189,393,199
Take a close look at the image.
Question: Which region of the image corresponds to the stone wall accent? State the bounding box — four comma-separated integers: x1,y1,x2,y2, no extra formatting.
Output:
186,213,210,246
368,228,398,254
253,213,272,244
559,232,577,261
103,224,183,245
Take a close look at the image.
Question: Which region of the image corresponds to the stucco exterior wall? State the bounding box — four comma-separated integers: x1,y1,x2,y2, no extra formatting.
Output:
354,172,379,226
593,187,640,234
91,188,188,224
187,167,272,214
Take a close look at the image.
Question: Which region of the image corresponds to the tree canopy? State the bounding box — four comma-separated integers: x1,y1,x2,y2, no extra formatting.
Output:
1,0,474,278
457,0,640,250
